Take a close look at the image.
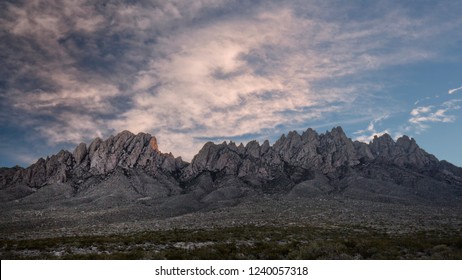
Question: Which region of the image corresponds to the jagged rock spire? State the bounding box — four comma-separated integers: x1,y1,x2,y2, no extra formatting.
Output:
0,127,453,189
5,131,186,188
181,126,443,182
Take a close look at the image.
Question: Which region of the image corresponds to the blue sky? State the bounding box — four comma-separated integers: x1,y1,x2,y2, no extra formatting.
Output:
1,0,461,167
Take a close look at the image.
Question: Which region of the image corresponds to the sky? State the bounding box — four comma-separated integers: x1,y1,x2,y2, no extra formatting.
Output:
0,0,461,167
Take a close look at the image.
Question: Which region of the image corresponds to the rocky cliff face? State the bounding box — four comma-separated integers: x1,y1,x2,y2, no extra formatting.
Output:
1,131,186,190
1,127,461,207
181,126,450,182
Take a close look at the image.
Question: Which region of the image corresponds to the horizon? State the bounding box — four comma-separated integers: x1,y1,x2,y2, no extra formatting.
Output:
1,0,461,168
2,126,459,168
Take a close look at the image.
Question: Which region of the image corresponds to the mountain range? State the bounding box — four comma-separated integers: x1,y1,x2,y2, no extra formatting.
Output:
1,126,461,239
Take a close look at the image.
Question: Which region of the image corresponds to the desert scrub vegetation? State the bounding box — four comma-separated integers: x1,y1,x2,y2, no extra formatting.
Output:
1,225,461,259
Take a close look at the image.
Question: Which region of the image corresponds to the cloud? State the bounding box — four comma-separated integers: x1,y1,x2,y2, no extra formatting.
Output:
1,0,462,162
448,86,462,95
354,115,390,143
408,100,461,132
107,3,448,158
410,106,434,117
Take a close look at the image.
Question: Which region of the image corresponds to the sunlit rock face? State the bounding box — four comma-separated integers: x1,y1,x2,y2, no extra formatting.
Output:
2,131,186,190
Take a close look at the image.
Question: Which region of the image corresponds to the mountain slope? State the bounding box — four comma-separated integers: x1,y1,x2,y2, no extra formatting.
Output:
1,127,461,214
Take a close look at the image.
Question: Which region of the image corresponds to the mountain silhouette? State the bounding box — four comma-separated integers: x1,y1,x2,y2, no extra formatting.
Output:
1,127,461,239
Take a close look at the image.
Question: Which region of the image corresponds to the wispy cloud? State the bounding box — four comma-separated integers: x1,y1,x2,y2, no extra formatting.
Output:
106,2,449,159
448,86,462,95
1,0,462,162
408,100,462,132
354,115,390,143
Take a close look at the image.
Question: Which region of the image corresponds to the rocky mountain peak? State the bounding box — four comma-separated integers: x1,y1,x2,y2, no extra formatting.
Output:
329,126,346,138
367,133,438,168
3,130,186,188
395,135,416,151
73,143,87,165
245,140,261,158
1,126,459,196
301,128,319,142
371,132,394,148
149,136,159,151
181,126,456,183
1,126,461,242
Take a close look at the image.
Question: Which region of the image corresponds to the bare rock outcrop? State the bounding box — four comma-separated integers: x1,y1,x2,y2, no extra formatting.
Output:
1,126,461,208
177,126,461,203
3,131,186,190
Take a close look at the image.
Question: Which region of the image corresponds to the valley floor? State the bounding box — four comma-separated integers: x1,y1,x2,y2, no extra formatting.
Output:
1,196,461,259
1,224,461,260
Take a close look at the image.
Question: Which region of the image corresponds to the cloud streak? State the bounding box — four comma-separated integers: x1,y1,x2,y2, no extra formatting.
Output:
408,99,462,132
449,86,462,95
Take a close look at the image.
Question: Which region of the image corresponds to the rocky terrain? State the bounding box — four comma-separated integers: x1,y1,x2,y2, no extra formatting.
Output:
1,127,461,259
